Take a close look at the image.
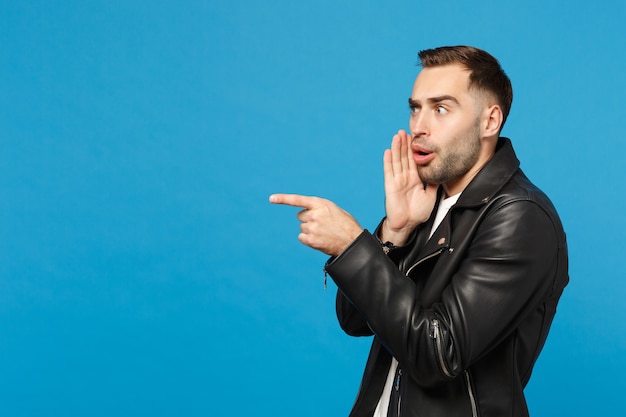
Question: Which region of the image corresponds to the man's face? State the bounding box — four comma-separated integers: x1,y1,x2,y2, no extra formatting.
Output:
408,64,485,192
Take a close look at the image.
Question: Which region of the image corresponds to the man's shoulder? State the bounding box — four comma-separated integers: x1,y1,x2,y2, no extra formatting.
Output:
500,169,555,206
490,169,565,233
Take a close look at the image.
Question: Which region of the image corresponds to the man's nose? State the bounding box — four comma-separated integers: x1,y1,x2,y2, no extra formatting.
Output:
410,112,429,138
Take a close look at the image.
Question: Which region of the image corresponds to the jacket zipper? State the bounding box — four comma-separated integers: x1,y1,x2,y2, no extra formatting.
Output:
464,370,478,417
397,395,402,417
430,319,454,379
406,248,445,276
395,369,402,417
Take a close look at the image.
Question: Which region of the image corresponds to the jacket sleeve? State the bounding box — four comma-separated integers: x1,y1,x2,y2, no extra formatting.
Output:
336,288,374,336
334,228,381,337
325,199,565,387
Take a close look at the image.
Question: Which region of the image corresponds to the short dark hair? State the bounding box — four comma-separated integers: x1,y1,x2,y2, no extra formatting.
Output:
418,46,513,127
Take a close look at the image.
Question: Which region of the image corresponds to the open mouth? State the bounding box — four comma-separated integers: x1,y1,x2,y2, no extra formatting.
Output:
412,144,435,165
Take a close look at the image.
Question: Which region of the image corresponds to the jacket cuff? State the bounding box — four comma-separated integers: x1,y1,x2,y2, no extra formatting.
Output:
324,230,391,289
373,218,424,264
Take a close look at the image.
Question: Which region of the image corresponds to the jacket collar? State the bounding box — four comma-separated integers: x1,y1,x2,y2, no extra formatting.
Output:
411,138,520,261
455,137,520,207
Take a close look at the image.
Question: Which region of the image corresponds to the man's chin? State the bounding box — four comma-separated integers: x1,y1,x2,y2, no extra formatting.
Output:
417,166,435,184
418,168,449,188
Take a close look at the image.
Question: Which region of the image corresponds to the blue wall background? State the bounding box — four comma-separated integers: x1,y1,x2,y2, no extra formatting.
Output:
1,1,624,415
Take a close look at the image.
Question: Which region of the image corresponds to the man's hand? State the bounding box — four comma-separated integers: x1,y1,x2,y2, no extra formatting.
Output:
382,130,438,245
269,194,363,256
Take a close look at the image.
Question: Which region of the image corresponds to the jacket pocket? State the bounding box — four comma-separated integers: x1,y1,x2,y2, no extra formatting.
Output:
430,318,454,379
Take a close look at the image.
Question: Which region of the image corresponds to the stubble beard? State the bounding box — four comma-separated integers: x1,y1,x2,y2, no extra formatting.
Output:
416,118,482,186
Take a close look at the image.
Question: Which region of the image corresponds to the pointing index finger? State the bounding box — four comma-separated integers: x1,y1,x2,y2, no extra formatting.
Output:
269,193,320,209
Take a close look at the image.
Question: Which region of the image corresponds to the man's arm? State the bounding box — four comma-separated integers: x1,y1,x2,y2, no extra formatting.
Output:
325,199,565,387
270,130,438,337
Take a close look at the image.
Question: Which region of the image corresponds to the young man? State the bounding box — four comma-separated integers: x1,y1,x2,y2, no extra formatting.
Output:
270,46,568,417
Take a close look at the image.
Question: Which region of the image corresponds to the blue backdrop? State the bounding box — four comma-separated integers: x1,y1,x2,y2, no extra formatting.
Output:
1,1,624,415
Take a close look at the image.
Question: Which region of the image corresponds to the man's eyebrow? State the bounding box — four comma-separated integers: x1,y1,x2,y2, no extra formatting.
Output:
408,98,420,107
408,95,460,107
427,95,459,105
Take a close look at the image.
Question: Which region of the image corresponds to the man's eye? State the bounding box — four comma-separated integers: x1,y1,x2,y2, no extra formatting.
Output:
410,106,419,114
435,105,448,115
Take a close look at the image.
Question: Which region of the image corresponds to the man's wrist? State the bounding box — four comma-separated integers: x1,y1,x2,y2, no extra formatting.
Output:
379,218,414,247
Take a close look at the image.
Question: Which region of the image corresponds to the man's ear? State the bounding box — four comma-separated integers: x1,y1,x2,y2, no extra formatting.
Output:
483,104,503,138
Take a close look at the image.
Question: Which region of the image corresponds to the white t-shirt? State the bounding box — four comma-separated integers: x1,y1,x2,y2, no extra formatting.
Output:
373,193,460,417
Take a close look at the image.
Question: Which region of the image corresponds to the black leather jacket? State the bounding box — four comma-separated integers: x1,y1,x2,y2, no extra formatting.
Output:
325,138,568,417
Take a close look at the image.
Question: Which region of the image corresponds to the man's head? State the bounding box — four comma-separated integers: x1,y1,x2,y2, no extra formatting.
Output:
409,46,513,196
418,46,513,127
